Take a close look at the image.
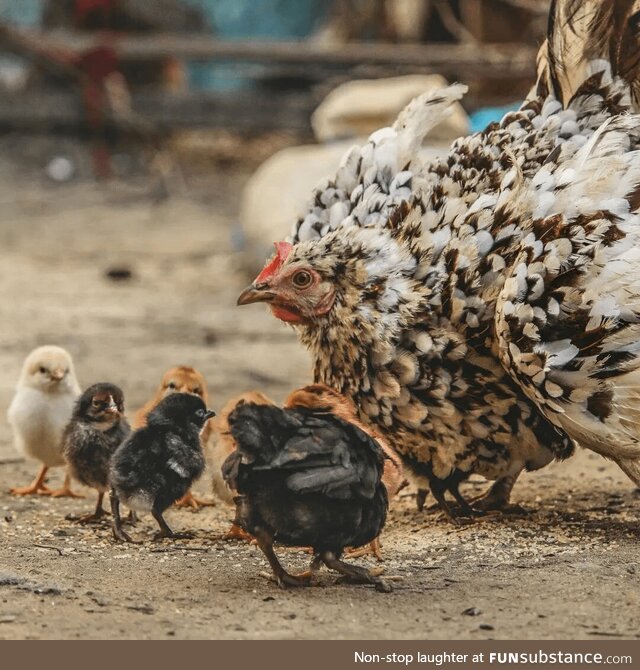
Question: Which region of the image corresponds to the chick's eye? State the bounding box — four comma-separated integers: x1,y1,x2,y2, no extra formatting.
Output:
195,409,205,417
167,382,176,389
39,367,47,374
192,388,202,396
292,270,313,289
92,399,101,408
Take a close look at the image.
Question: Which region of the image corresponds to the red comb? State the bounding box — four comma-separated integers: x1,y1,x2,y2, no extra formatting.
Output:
256,242,293,283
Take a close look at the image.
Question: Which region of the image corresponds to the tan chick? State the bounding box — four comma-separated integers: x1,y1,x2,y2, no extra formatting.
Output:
284,384,406,561
206,390,274,540
7,345,82,497
133,365,214,509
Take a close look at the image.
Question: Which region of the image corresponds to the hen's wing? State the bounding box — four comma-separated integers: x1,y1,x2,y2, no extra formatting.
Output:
227,403,384,500
291,85,466,244
494,115,640,462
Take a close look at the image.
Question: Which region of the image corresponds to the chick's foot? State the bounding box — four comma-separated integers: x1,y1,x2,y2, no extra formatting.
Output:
174,490,216,510
9,466,52,496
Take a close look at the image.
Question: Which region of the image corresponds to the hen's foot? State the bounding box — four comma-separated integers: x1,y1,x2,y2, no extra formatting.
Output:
470,472,523,513
346,537,383,562
321,552,391,593
174,490,215,510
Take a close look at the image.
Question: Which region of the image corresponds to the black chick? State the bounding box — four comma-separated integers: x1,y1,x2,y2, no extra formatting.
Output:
109,393,215,543
223,402,390,592
62,383,130,523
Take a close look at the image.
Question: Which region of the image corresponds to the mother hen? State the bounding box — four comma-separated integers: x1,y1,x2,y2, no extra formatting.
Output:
238,0,640,516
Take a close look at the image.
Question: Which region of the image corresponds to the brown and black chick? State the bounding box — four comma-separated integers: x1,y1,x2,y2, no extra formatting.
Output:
134,365,213,509
206,390,274,541
62,383,130,523
284,384,405,561
223,400,390,592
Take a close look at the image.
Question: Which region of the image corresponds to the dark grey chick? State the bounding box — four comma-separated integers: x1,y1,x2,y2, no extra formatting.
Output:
62,383,130,523
109,393,215,543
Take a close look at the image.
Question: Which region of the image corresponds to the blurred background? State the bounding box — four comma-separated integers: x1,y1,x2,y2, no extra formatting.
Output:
0,0,551,451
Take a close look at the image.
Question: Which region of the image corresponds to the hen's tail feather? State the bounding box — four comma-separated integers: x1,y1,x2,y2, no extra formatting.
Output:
536,0,640,107
615,457,640,487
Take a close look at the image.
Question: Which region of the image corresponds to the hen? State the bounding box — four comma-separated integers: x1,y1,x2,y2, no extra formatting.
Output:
238,0,640,515
222,399,390,591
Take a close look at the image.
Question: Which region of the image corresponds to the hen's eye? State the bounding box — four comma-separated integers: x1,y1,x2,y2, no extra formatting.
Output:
292,270,313,288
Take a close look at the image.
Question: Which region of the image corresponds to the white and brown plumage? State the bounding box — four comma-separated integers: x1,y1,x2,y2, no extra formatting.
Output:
238,0,640,517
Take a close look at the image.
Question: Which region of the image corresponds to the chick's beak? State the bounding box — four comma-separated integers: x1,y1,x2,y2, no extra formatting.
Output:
204,409,216,420
237,283,276,306
50,368,65,381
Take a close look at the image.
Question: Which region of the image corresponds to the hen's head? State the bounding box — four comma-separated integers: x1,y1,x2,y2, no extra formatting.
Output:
237,241,339,324
237,223,425,333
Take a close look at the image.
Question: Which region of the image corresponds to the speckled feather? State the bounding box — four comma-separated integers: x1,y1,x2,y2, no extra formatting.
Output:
276,0,640,494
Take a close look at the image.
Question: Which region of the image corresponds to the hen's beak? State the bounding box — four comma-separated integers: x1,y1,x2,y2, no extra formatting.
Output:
237,283,276,306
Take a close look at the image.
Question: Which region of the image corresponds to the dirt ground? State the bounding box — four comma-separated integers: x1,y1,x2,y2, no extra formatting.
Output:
0,145,638,640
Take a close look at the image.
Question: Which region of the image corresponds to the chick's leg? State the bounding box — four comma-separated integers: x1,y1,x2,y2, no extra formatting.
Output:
9,465,52,496
321,551,391,593
346,537,384,562
110,490,139,544
174,489,216,510
74,492,108,524
49,471,84,499
223,523,254,542
152,504,194,540
254,527,311,589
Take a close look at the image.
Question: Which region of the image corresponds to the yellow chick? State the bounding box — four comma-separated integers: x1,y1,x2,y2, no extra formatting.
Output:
8,345,82,497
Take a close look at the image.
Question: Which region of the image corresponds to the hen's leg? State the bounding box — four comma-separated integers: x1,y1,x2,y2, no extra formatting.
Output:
416,488,429,511
9,465,52,496
74,492,108,524
321,551,391,593
447,481,485,517
254,527,311,588
49,471,84,499
174,489,216,510
472,471,523,512
428,478,464,525
111,490,139,543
